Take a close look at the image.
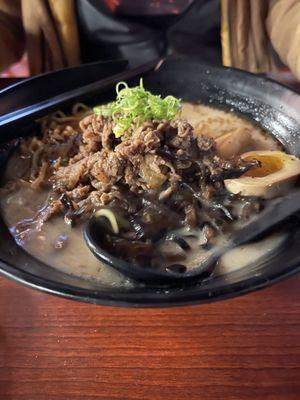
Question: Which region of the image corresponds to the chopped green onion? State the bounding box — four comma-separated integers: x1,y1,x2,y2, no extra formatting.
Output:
94,78,181,138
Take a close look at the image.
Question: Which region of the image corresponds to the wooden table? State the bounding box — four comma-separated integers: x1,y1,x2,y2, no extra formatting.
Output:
0,76,300,400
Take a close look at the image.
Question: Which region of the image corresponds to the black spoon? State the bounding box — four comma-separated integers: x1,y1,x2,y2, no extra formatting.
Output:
83,188,300,283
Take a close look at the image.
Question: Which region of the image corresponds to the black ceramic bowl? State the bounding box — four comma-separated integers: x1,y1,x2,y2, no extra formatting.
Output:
0,59,300,307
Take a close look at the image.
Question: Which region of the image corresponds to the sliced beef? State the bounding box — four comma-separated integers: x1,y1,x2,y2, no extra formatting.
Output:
39,114,258,227
53,152,101,190
90,150,125,184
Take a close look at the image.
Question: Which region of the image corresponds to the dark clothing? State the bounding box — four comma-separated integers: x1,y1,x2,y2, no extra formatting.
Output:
77,0,221,67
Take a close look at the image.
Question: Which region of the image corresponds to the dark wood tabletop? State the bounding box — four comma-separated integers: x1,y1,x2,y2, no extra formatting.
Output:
0,76,299,400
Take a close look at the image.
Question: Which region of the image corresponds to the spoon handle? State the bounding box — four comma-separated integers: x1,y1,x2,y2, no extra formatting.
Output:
189,189,300,278
231,188,300,248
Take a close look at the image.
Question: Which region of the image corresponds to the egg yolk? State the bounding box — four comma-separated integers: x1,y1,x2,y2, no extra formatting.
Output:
243,155,283,178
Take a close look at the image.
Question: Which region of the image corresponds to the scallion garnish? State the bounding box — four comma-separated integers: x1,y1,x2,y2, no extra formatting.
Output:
94,79,181,138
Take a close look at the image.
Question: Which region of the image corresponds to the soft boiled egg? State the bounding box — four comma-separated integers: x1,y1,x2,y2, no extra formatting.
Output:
224,150,300,198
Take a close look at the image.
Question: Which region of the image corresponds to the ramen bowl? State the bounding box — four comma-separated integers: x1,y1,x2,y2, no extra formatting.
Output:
0,59,299,307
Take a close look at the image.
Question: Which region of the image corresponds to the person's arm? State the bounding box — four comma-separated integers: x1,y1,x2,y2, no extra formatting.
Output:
267,0,300,80
48,0,80,66
0,0,25,73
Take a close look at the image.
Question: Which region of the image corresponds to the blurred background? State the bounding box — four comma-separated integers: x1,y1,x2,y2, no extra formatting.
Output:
0,0,299,87
0,0,221,77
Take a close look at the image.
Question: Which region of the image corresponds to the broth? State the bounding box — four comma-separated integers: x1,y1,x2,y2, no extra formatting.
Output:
181,103,279,150
1,184,132,287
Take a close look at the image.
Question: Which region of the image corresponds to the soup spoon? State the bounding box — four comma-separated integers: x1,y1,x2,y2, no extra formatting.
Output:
84,188,300,283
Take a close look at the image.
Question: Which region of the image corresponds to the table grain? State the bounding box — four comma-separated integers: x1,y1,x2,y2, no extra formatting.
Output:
0,276,300,400
0,77,299,400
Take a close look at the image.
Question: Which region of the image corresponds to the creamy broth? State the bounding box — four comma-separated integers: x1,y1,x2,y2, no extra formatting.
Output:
1,184,133,287
216,233,287,275
0,103,284,285
181,103,279,150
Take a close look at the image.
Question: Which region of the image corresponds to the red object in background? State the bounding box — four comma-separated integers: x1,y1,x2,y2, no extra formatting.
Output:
0,53,29,78
116,0,193,15
103,0,120,11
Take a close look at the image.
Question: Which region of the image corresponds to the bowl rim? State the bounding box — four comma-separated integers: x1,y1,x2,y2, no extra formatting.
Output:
0,256,299,307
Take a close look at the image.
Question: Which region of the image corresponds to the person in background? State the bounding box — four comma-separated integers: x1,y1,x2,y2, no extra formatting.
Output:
0,0,299,80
